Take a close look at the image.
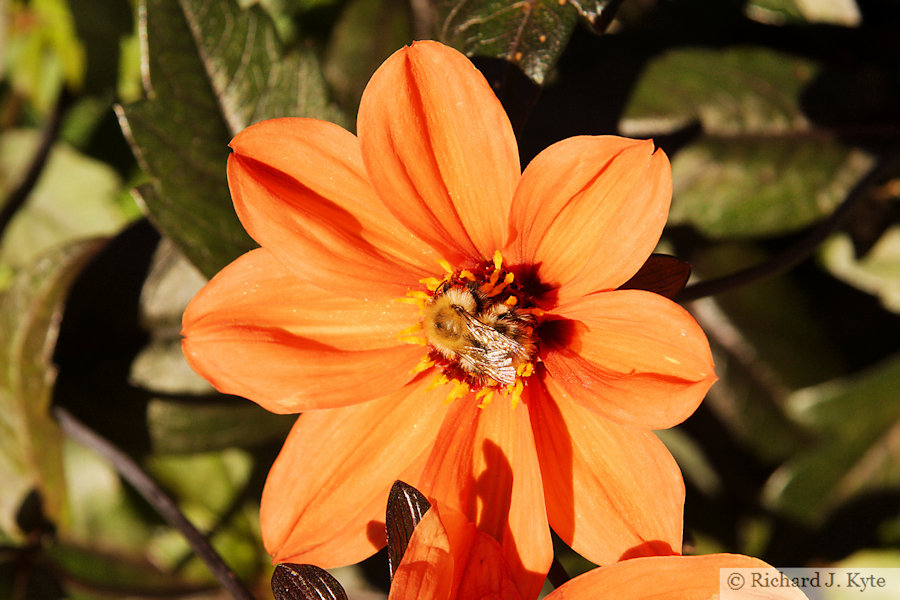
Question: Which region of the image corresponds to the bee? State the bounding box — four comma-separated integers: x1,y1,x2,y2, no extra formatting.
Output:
423,285,536,386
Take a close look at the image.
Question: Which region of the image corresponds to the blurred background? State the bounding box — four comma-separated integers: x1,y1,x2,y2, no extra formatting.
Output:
1,0,899,598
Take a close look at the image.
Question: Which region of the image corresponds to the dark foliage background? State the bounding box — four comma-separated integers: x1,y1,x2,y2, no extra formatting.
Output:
1,0,899,598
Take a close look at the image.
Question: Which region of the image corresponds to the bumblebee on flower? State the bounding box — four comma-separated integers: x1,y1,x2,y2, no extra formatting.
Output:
401,250,541,407
182,39,716,600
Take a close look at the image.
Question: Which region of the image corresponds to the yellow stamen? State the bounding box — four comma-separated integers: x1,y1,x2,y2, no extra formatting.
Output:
445,379,470,404
475,388,494,408
459,270,476,280
492,250,503,271
508,379,524,409
410,356,436,375
398,335,427,345
419,277,443,291
399,323,421,336
504,295,518,306
426,372,450,392
517,362,534,378
486,272,515,297
438,259,454,274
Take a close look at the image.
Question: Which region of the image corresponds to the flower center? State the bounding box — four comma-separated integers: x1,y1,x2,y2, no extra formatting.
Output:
398,251,541,408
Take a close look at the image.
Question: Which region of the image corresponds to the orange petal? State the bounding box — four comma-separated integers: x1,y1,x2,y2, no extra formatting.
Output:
389,506,456,600
260,375,452,567
182,248,424,413
419,397,551,600
390,504,523,600
390,504,522,600
529,372,684,565
542,289,716,430
507,136,671,301
358,41,520,264
548,554,809,599
228,117,437,298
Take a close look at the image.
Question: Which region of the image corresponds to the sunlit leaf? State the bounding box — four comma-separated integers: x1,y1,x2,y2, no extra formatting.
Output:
0,129,130,275
820,227,900,314
435,0,582,85
4,0,85,113
622,47,874,238
53,440,210,595
60,437,157,551
764,354,900,523
0,239,105,540
146,450,264,582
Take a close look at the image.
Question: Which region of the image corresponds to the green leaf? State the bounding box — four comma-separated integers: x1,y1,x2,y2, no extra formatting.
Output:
176,0,345,131
117,0,342,279
435,0,581,85
0,239,106,540
0,129,130,276
146,450,265,582
47,542,209,597
69,0,133,95
820,227,900,314
4,0,85,113
130,239,293,452
622,47,874,238
763,354,900,523
324,0,412,113
746,0,861,26
60,437,157,552
683,244,846,462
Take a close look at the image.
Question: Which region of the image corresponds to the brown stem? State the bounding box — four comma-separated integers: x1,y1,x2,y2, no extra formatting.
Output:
53,406,257,600
678,154,900,302
0,90,69,241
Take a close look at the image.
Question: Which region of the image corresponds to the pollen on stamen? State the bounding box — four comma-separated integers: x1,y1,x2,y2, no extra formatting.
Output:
426,372,450,393
508,379,525,409
486,272,515,297
410,355,436,375
419,276,443,291
398,323,427,345
445,379,470,404
475,387,494,408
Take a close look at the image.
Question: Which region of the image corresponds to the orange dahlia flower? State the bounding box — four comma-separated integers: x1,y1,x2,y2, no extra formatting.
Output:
390,503,808,600
182,40,715,600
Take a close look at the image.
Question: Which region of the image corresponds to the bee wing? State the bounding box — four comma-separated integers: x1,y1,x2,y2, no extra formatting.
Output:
462,313,528,357
458,313,525,385
458,347,516,386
